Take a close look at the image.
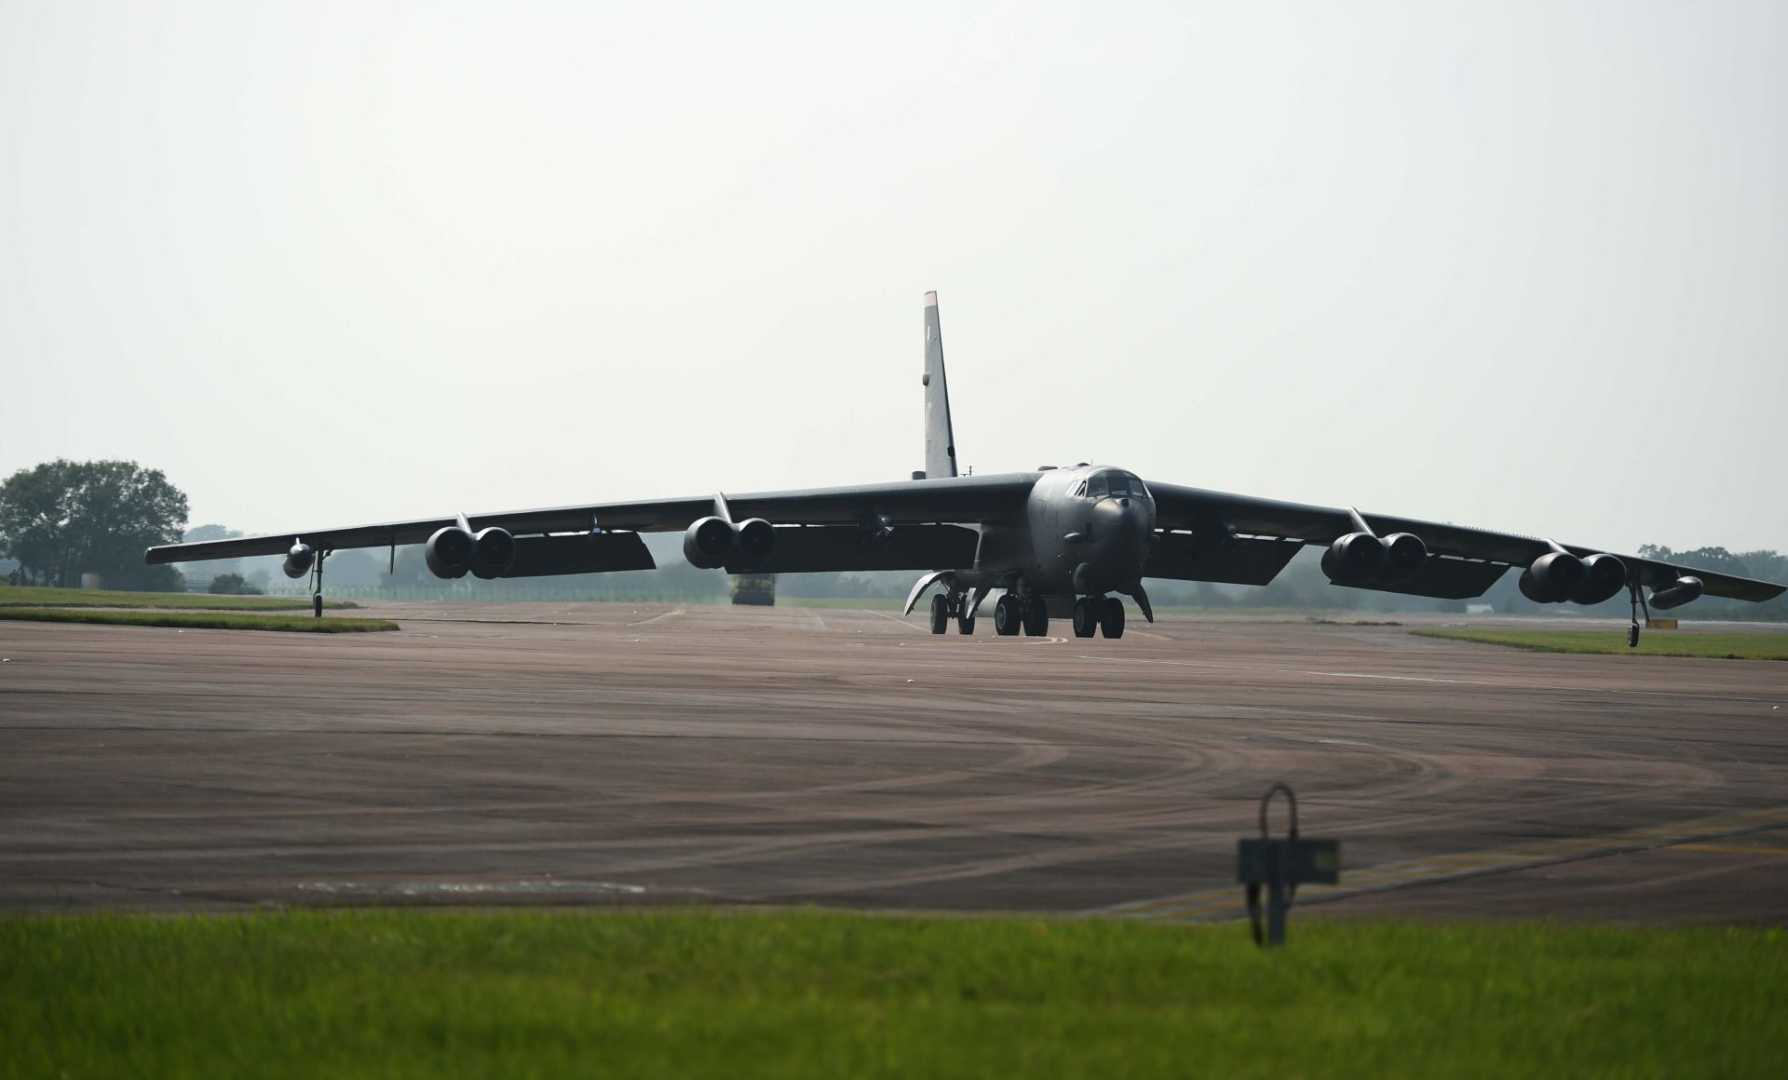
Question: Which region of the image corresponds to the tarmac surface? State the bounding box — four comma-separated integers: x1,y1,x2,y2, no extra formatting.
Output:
2,603,1786,923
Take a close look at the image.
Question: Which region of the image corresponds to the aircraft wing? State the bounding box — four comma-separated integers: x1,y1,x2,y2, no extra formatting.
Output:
144,473,1039,575
1147,482,1786,602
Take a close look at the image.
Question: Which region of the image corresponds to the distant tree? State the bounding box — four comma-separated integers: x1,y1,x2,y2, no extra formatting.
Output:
207,572,262,595
0,460,188,590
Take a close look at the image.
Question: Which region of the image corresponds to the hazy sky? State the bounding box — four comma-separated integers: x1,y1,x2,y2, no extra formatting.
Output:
3,1,1782,552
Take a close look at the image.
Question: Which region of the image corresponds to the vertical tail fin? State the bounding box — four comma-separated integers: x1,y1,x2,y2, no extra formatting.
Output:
921,290,958,479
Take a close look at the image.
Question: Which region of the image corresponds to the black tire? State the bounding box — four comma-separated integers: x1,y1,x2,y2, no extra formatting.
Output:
929,594,949,634
958,612,976,635
1072,597,1097,638
993,594,1020,636
1022,597,1049,637
312,594,323,619
1099,597,1125,639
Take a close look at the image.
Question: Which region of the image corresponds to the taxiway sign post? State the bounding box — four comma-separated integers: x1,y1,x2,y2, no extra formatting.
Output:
1237,784,1340,947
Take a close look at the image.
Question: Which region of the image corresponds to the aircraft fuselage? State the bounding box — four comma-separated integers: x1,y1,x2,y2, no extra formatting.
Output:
959,465,1156,599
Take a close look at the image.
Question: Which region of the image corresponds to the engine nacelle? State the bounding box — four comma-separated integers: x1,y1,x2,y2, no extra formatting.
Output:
425,526,475,579
1518,551,1584,603
1320,532,1386,584
735,518,774,564
683,516,734,569
1571,553,1627,605
468,527,516,580
1382,532,1427,580
1649,575,1704,611
682,516,776,569
282,543,315,580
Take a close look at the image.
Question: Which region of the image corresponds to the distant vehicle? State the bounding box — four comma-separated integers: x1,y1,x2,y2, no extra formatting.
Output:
730,574,776,606
148,293,1784,644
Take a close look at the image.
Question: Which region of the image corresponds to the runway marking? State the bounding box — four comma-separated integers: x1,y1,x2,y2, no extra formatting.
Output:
627,608,686,627
1674,843,1788,858
1101,804,1788,923
1306,671,1463,684
1075,655,1218,667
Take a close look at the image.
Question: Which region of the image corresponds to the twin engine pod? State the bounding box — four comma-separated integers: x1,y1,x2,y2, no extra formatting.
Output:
424,525,517,580
1320,531,1427,586
682,516,774,570
1518,551,1626,605
282,543,316,579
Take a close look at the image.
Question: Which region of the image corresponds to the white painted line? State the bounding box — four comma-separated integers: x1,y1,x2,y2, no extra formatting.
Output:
1306,670,1462,684
627,608,686,627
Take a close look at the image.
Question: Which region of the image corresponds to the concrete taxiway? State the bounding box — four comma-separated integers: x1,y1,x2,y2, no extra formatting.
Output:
1,604,1785,922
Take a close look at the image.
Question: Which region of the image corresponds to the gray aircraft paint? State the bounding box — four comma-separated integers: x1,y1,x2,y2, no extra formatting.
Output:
921,290,957,481
145,292,1786,637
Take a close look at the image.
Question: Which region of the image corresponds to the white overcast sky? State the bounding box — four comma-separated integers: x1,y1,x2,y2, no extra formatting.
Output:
2,1,1782,552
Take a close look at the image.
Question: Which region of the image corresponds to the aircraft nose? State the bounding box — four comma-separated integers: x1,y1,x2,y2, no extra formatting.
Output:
1090,496,1151,561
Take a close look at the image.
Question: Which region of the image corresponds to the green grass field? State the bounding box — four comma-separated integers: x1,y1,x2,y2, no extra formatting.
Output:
0,607,398,633
1415,627,1788,661
0,584,358,611
2,912,1782,1078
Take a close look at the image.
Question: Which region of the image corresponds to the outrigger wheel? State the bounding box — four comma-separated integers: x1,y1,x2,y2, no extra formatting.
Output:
929,593,949,634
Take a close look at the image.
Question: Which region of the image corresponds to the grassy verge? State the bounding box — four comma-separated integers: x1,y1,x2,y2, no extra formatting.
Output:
0,608,397,633
2,911,1782,1078
1414,627,1788,661
0,584,358,611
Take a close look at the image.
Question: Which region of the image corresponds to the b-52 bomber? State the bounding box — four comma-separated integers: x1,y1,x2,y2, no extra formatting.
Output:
148,292,1784,644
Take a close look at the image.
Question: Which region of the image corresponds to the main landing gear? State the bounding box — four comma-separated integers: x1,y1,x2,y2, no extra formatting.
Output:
927,588,1123,640
992,593,1049,637
928,591,979,635
1072,596,1125,639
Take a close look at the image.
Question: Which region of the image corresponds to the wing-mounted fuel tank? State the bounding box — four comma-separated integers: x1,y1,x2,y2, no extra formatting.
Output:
282,543,316,579
1649,575,1704,610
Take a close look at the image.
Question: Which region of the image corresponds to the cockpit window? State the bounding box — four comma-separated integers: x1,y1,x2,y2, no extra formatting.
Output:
1084,470,1150,500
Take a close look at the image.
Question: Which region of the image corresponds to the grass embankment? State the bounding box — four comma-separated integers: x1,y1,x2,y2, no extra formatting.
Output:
0,608,397,633
2,912,1782,1078
0,584,358,611
1415,627,1788,661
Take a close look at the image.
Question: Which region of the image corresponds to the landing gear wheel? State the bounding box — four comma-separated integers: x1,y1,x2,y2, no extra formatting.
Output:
1072,597,1097,638
993,594,1021,636
958,612,976,635
929,594,949,635
1022,596,1049,637
312,594,323,619
1099,597,1125,639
